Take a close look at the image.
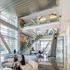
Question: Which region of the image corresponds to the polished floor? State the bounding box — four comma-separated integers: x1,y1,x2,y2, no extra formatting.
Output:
38,61,64,70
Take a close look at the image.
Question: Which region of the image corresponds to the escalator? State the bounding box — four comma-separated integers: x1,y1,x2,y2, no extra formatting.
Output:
21,28,57,53
38,32,64,70
21,33,44,53
48,32,60,70
21,29,64,70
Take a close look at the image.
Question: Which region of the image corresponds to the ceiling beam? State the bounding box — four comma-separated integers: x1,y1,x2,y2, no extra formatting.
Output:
0,19,18,30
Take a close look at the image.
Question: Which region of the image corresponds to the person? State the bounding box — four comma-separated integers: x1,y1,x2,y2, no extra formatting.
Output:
13,49,18,62
13,56,22,70
38,50,43,62
13,50,22,70
15,62,22,70
14,49,16,54
14,55,18,62
20,54,25,65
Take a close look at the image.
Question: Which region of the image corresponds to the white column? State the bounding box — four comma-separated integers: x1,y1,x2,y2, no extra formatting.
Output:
61,0,70,70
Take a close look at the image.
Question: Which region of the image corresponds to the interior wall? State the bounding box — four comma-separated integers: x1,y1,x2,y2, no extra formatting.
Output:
60,0,70,70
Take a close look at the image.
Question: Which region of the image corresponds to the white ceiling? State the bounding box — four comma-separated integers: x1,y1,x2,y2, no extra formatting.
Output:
0,0,57,17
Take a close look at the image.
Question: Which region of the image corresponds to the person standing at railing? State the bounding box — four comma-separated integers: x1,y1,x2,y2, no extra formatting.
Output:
20,54,25,65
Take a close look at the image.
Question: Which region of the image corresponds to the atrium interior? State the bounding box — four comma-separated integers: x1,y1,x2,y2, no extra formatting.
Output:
0,0,70,70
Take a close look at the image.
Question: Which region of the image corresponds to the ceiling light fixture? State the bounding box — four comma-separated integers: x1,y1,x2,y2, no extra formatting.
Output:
38,16,46,22
49,14,57,19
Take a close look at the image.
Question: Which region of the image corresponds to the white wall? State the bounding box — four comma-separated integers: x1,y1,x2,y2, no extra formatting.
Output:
60,0,70,70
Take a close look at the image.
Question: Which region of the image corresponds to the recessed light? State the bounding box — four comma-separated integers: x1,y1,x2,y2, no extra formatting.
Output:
38,16,46,22
49,14,57,19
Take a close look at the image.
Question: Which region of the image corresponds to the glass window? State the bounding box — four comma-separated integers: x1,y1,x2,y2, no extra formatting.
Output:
32,37,64,62
0,21,18,55
0,38,8,54
0,12,17,27
0,11,18,61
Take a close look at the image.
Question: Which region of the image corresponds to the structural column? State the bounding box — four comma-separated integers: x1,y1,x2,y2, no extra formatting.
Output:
61,0,70,70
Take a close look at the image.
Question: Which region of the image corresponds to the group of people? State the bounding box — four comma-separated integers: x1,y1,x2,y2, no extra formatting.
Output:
13,50,25,70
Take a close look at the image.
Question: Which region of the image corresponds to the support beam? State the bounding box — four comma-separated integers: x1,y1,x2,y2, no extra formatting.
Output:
0,32,11,53
48,32,60,70
0,19,18,30
48,33,58,58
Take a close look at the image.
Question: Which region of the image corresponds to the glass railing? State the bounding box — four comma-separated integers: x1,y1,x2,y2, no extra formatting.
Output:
24,18,59,27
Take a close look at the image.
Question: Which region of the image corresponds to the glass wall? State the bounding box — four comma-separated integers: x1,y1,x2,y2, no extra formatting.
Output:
0,11,17,27
0,12,18,61
0,24,18,50
32,37,64,62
